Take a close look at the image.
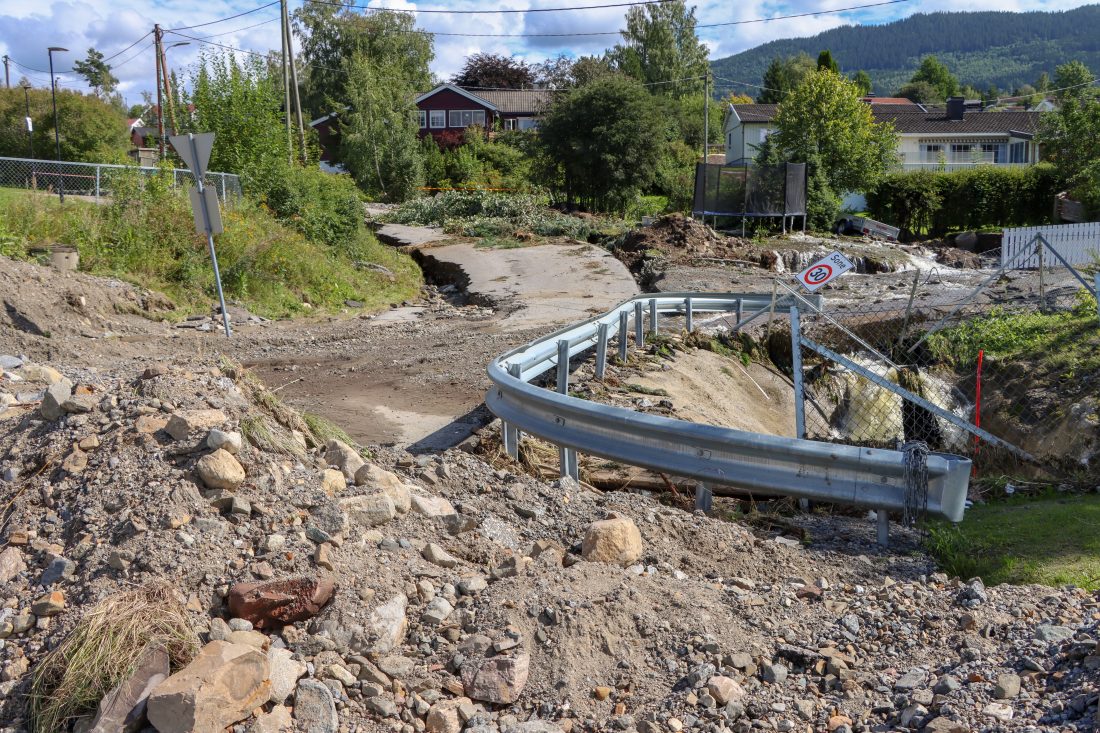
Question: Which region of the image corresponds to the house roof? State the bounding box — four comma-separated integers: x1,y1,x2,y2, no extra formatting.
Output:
730,103,778,122
415,83,499,111
862,96,925,107
872,110,1042,135
728,103,1041,136
466,88,555,114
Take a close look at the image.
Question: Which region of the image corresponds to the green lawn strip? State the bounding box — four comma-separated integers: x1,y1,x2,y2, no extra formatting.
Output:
926,492,1100,590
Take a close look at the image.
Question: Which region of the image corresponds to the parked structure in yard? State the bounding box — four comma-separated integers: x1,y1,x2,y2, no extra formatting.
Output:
414,84,554,139
724,96,1042,171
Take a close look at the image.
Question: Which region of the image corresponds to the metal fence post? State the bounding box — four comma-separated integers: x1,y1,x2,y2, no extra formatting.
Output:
765,279,778,341
790,306,805,440
634,301,644,347
685,297,693,333
648,298,658,337
556,339,578,480
95,166,101,203
595,323,608,380
618,310,629,362
1096,273,1100,325
220,174,227,204
1037,238,1046,312
502,363,521,460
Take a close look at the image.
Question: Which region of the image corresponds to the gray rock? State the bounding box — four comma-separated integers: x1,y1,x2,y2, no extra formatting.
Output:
1035,624,1074,643
40,557,76,586
0,547,26,583
0,356,23,370
994,673,1021,699
761,663,787,685
422,543,459,568
895,669,927,690
341,493,396,527
86,645,169,733
933,676,961,695
378,655,414,679
364,696,399,718
421,597,454,625
294,679,338,733
40,382,72,420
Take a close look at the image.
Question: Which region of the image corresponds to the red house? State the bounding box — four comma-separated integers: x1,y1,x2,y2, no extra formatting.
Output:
414,84,553,139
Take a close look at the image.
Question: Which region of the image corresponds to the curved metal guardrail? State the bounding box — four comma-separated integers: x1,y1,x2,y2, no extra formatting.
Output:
485,292,970,524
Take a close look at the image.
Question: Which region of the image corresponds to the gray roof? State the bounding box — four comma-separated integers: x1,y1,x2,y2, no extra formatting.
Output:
464,88,556,114
729,103,1041,135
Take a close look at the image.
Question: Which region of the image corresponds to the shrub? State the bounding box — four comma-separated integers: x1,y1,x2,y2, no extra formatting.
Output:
259,166,363,254
386,190,610,239
867,164,1059,239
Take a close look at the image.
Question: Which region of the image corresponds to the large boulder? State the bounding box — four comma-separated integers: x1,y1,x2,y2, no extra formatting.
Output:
166,409,228,441
325,439,365,481
463,653,530,704
340,493,395,527
146,641,270,733
196,449,245,491
354,464,413,513
581,514,642,566
228,577,335,629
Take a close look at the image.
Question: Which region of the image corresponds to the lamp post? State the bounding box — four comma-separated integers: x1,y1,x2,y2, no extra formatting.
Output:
47,46,67,202
163,41,189,138
20,80,34,159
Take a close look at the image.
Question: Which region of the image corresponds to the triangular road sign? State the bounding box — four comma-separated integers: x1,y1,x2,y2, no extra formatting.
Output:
169,132,215,177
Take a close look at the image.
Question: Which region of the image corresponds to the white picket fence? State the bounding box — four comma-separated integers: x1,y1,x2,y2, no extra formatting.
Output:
1002,222,1100,268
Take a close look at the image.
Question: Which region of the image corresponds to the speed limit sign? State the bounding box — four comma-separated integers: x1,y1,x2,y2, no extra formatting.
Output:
797,251,854,292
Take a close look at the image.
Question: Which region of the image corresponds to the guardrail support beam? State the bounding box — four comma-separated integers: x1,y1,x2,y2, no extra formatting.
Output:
556,339,578,480
502,363,522,460
734,298,742,330
634,302,644,347
685,297,693,333
595,323,609,380
619,311,629,362
695,483,712,513
877,509,890,547
648,299,658,337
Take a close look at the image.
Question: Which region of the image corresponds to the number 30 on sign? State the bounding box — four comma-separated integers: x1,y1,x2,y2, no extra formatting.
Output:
797,251,855,292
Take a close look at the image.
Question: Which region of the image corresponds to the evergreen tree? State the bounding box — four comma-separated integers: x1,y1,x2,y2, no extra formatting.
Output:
758,53,815,103
817,50,839,73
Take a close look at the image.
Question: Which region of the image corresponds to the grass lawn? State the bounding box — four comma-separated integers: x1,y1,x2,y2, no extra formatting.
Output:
926,492,1100,590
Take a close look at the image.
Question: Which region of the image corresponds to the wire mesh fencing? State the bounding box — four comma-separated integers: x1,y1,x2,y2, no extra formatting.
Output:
692,162,807,231
0,156,242,205
769,236,1100,479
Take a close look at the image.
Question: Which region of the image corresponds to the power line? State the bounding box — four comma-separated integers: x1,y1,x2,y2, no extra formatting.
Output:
187,16,282,39
697,0,911,29
165,1,282,32
110,41,157,72
712,75,780,93
100,31,155,63
305,0,674,14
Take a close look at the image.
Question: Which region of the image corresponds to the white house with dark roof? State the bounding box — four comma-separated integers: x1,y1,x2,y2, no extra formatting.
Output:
723,97,1043,171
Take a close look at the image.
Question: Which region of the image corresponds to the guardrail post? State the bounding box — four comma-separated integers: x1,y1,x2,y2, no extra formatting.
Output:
502,363,522,460
734,298,742,331
634,301,644,347
695,483,712,513
595,323,608,380
685,297,693,333
876,509,890,547
618,311,629,362
790,307,806,440
556,339,578,480
648,299,658,337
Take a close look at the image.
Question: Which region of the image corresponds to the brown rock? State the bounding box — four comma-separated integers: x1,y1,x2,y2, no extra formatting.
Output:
462,653,530,704
706,676,745,705
195,449,245,490
147,641,270,733
228,577,335,629
62,449,89,474
86,645,169,733
320,469,346,496
32,590,65,616
581,514,642,566
166,409,228,441
426,697,471,733
135,415,169,434
0,547,26,583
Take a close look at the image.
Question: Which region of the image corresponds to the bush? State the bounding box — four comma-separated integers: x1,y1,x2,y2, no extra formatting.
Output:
386,190,611,239
259,166,363,254
867,164,1059,239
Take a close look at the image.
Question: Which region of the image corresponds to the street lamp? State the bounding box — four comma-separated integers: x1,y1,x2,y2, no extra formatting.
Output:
163,42,190,138
47,46,67,202
19,80,33,159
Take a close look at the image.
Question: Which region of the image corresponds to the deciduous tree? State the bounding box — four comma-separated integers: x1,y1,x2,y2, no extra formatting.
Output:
73,48,119,98
907,55,959,101
1039,61,1100,214
608,0,708,97
453,53,534,89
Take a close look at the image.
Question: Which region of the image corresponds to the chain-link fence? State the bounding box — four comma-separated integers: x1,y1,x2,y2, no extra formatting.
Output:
0,156,242,205
755,234,1100,479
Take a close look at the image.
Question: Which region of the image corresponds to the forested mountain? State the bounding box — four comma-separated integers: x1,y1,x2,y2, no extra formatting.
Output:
710,5,1100,97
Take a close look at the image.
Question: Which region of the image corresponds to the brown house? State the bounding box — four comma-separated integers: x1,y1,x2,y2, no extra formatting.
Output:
414,84,553,139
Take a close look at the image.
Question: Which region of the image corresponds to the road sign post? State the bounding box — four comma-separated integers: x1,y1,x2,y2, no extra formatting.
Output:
170,132,232,338
797,251,855,293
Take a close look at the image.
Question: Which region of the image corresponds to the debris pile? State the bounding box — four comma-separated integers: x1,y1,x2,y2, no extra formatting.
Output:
0,357,1096,733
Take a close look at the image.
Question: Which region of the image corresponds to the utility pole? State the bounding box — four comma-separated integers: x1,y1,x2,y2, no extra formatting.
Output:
284,7,307,164
703,69,710,163
154,24,166,160
280,0,292,165
3,56,10,88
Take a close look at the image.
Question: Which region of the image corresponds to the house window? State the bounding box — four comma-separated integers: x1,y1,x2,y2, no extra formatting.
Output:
518,118,538,131
1009,141,1028,163
429,110,445,128
980,143,1004,163
419,110,427,129
950,143,972,162
504,118,518,131
921,144,943,163
448,110,487,128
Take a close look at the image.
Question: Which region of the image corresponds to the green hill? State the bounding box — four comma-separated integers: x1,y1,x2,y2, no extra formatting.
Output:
710,5,1100,98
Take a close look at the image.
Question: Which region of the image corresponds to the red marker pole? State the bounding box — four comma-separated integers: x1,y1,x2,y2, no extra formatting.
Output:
972,349,984,472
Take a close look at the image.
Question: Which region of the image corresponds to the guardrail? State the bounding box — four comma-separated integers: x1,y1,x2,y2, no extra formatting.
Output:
485,292,971,531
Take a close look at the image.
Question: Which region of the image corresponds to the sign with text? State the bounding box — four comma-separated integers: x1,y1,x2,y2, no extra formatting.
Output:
797,251,855,292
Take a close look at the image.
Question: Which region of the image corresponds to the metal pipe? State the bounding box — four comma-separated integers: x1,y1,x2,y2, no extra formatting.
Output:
876,509,890,547
187,134,232,338
790,307,805,440
685,297,693,332
503,362,521,459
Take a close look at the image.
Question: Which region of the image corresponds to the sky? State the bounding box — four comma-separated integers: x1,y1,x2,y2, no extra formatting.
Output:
0,0,1093,107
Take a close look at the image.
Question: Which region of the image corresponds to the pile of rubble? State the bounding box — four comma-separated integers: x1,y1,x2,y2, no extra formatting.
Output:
0,356,1097,733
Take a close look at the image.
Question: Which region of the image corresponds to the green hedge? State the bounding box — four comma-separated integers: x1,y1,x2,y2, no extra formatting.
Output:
259,166,364,254
866,164,1059,239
